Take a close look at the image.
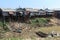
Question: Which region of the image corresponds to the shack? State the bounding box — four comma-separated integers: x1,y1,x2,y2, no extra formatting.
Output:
39,9,46,16
45,9,54,16
54,10,60,18
1,8,16,22
26,8,39,17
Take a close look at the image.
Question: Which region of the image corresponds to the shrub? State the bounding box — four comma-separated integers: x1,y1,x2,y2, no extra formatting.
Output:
30,18,50,27
0,21,9,32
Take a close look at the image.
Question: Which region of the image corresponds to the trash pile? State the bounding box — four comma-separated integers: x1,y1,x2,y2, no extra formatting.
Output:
36,31,60,38
48,31,60,37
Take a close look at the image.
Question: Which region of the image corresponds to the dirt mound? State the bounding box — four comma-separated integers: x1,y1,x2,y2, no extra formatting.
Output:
50,18,60,26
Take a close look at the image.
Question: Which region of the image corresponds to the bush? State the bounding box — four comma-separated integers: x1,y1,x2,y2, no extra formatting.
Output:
30,18,50,27
0,21,9,32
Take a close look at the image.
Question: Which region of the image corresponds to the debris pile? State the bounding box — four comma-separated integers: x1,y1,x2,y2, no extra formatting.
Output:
48,31,60,37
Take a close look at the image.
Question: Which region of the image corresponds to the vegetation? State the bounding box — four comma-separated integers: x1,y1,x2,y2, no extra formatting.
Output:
39,26,60,33
0,21,9,32
0,37,23,40
30,18,50,27
0,18,60,40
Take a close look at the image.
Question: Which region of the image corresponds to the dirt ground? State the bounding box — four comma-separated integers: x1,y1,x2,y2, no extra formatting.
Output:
2,25,60,40
1,18,60,40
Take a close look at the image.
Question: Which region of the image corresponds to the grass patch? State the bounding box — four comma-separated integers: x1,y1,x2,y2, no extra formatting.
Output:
30,18,50,27
0,21,9,27
39,26,60,34
0,37,23,40
0,21,3,27
0,21,10,33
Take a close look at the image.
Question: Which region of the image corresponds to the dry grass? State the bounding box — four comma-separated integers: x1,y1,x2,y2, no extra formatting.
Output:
1,26,60,40
1,17,60,40
39,26,60,34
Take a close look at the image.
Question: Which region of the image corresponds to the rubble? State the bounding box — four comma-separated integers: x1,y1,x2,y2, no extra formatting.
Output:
36,31,60,38
48,31,60,37
36,31,48,38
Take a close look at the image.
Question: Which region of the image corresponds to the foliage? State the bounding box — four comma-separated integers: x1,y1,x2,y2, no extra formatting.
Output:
30,18,50,27
0,21,10,32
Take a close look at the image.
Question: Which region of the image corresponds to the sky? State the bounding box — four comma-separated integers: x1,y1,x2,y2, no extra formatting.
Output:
0,0,60,9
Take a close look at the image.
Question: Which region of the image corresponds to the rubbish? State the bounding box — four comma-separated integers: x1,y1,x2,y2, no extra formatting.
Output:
48,31,60,37
16,28,22,33
36,31,48,38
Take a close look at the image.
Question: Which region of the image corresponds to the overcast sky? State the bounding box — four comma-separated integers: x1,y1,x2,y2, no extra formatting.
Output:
0,0,60,9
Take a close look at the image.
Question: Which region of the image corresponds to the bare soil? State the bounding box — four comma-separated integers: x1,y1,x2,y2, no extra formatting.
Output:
1,18,60,40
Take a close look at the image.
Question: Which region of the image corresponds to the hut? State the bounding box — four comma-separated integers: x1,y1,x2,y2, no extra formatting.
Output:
26,8,39,17
45,9,54,16
2,8,16,22
39,9,46,16
54,10,60,18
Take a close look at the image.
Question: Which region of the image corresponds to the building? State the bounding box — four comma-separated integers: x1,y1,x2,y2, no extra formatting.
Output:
54,10,60,18
45,9,54,16
25,8,39,17
1,8,16,16
39,9,46,16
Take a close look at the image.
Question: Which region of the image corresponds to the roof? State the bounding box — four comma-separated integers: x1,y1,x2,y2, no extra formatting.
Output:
25,8,39,12
9,11,14,14
1,8,16,12
44,9,54,12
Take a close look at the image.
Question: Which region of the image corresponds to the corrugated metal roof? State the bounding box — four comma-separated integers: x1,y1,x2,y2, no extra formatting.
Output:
9,11,14,14
1,8,16,12
25,8,39,12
